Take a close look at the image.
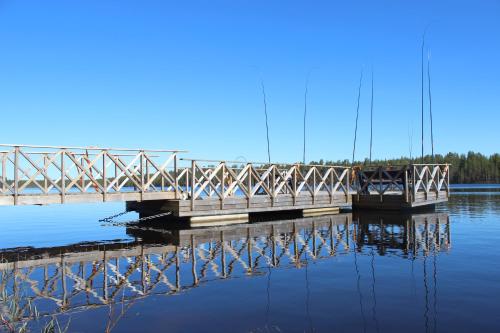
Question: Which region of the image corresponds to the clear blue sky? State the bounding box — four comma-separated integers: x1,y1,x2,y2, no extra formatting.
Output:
0,1,498,163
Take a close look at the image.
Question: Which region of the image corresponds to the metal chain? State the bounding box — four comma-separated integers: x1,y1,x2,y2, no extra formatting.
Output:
99,211,130,223
101,211,173,226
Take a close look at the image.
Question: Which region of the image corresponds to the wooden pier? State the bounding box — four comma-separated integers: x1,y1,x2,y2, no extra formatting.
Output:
0,144,450,222
352,164,450,210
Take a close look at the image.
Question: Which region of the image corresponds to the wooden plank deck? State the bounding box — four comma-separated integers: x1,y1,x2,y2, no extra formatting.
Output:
352,190,448,210
128,192,351,218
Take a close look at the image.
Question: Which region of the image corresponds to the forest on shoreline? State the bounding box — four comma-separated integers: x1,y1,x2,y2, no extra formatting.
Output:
310,151,500,184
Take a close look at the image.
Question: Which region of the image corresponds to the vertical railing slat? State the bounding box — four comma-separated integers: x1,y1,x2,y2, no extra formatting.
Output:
14,147,19,205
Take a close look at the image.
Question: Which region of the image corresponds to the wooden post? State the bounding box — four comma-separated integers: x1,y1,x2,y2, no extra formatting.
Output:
191,160,196,211
1,153,6,194
345,167,350,203
146,158,150,192
312,167,316,205
61,150,65,204
102,151,107,202
412,165,416,203
140,151,144,201
247,163,252,208
14,147,19,205
43,155,48,194
379,166,383,202
404,168,409,203
446,164,450,198
425,165,429,201
271,165,276,207
330,167,334,204
174,153,178,198
293,165,297,206
221,163,225,210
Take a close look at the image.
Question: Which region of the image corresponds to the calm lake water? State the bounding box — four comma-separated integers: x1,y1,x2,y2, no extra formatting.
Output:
0,185,499,332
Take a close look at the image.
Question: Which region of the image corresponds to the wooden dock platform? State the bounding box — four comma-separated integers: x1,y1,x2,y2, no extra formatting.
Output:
351,164,450,210
0,144,450,221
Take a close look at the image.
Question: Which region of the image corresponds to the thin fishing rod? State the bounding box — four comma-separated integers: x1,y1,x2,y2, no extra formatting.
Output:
261,79,271,164
369,68,374,164
421,26,430,163
408,125,414,161
427,52,435,161
352,70,363,165
303,76,309,165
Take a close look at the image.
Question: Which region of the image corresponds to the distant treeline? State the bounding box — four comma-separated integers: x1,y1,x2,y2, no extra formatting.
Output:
309,151,500,184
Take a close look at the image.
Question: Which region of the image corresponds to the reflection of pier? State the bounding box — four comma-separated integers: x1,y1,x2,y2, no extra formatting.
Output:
354,211,451,256
0,213,450,324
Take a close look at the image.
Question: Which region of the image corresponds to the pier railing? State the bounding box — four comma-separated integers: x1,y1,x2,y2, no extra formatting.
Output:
354,164,450,203
0,144,186,205
179,159,351,209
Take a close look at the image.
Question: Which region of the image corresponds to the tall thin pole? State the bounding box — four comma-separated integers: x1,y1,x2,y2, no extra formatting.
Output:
352,70,363,165
427,52,435,161
303,77,309,165
421,28,428,163
261,79,271,164
369,68,374,164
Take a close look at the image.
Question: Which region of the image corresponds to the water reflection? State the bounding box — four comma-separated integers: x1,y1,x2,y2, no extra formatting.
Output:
0,212,450,331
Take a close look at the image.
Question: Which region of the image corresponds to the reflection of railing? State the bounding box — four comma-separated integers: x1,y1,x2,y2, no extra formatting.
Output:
180,159,351,210
0,213,449,325
354,164,450,203
0,144,185,205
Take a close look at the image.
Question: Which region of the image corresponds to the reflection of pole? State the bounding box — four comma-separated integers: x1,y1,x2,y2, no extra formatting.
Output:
370,249,380,333
221,231,226,278
293,223,299,267
61,257,67,308
191,235,198,285
433,238,438,333
423,254,430,333
446,215,451,249
247,228,253,272
405,219,410,254
103,250,108,302
353,229,367,333
425,218,429,256
435,217,441,251
141,245,145,294
346,216,350,249
312,222,317,258
272,225,277,267
330,219,335,255
176,247,180,291
380,219,385,255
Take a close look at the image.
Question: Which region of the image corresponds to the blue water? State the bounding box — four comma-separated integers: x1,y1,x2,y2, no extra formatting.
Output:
0,186,499,333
